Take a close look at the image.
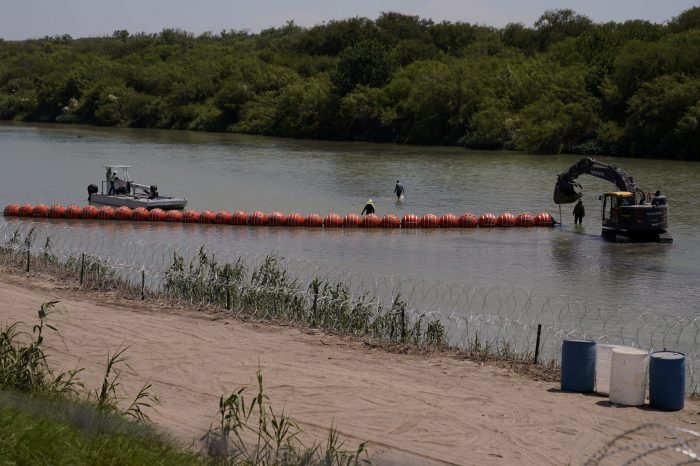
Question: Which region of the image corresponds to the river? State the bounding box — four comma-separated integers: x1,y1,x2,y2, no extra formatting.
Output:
1,122,698,337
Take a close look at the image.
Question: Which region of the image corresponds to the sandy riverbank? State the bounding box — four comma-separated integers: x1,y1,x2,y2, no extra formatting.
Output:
0,270,697,465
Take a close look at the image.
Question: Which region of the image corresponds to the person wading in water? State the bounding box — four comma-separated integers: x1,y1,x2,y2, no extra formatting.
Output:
573,199,585,224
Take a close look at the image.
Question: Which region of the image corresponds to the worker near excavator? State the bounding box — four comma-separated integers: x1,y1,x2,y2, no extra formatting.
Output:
361,199,375,215
573,199,585,224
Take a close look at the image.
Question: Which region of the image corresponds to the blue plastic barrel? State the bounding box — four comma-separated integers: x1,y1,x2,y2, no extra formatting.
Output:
649,351,685,411
561,339,596,392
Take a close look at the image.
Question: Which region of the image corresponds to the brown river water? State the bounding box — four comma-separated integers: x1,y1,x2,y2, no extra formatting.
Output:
1,122,699,325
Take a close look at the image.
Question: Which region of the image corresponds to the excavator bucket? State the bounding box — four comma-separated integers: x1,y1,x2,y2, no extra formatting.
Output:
553,177,583,204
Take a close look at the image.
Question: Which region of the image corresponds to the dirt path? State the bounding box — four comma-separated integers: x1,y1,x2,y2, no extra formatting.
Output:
0,271,698,465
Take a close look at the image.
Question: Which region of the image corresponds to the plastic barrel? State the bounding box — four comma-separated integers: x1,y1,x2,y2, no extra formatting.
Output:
649,351,685,411
561,339,596,392
609,347,648,406
595,344,625,395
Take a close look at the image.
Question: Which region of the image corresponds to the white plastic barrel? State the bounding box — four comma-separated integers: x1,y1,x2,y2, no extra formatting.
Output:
595,344,625,395
609,347,649,406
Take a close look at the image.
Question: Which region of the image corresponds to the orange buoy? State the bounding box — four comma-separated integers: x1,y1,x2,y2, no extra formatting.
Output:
48,204,66,218
324,213,342,228
199,210,216,224
114,206,132,220
287,212,305,227
534,212,554,227
18,204,34,217
165,210,183,222
381,214,400,228
215,210,232,224
182,210,200,223
232,210,248,225
80,205,99,220
420,213,440,228
401,213,419,228
249,211,268,226
132,207,150,221
516,212,534,227
479,213,497,228
304,213,323,227
362,214,381,228
65,204,83,219
343,213,361,228
97,206,115,220
149,208,166,222
32,204,49,218
440,213,458,228
458,213,478,228
4,204,20,217
268,211,288,226
497,212,516,227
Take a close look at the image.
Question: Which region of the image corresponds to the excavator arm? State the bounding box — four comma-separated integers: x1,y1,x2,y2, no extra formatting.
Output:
553,158,637,204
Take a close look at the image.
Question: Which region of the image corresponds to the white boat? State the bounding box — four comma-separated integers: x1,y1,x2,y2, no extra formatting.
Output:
87,165,187,210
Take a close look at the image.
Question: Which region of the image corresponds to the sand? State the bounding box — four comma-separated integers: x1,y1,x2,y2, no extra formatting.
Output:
0,271,698,465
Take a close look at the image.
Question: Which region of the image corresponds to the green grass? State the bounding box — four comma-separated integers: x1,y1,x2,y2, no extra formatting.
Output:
0,391,206,466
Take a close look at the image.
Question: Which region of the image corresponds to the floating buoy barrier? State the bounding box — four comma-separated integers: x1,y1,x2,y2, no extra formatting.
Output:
132,207,150,221
268,211,288,227
401,214,418,228
232,210,248,225
97,206,115,220
114,206,132,220
479,213,497,227
381,214,400,228
497,212,515,227
324,213,342,228
149,208,166,222
166,209,183,222
80,205,99,220
362,214,381,228
288,212,305,227
49,204,66,218
249,210,268,226
305,213,323,228
343,213,361,228
3,203,557,231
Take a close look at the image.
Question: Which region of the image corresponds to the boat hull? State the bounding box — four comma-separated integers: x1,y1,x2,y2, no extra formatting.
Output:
90,194,187,210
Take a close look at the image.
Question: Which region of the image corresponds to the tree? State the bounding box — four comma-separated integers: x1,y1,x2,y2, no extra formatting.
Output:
535,9,593,50
331,40,393,95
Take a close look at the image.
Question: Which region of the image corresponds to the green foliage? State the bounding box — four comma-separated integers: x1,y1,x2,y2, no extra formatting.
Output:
203,369,368,465
0,302,83,395
0,395,208,466
0,7,699,157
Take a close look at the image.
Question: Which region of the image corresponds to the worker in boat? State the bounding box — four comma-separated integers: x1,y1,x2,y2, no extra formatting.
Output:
573,199,585,225
107,167,116,195
361,199,375,215
394,180,404,200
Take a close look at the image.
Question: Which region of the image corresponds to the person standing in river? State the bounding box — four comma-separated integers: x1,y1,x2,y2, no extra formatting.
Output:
573,199,585,224
361,199,375,215
394,180,404,199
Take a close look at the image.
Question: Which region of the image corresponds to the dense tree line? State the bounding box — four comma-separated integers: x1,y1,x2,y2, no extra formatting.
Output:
1,7,699,159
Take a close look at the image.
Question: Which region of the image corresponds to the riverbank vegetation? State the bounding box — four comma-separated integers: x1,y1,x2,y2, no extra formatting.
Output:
0,7,699,159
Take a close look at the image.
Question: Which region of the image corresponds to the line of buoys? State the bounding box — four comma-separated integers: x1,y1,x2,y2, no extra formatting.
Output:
3,204,556,229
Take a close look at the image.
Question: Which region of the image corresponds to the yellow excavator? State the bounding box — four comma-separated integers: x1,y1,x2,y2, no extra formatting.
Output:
554,158,672,243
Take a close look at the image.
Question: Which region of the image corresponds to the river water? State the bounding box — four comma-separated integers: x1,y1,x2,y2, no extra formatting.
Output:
1,122,699,324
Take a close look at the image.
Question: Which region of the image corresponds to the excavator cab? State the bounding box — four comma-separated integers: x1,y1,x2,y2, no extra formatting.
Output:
601,192,634,225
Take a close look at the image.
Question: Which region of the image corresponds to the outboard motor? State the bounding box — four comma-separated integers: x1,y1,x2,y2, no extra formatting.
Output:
149,185,158,200
87,184,98,201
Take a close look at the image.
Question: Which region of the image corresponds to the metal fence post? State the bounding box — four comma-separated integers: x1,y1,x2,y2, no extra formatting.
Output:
141,270,145,300
534,324,542,364
79,253,85,285
25,241,30,273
